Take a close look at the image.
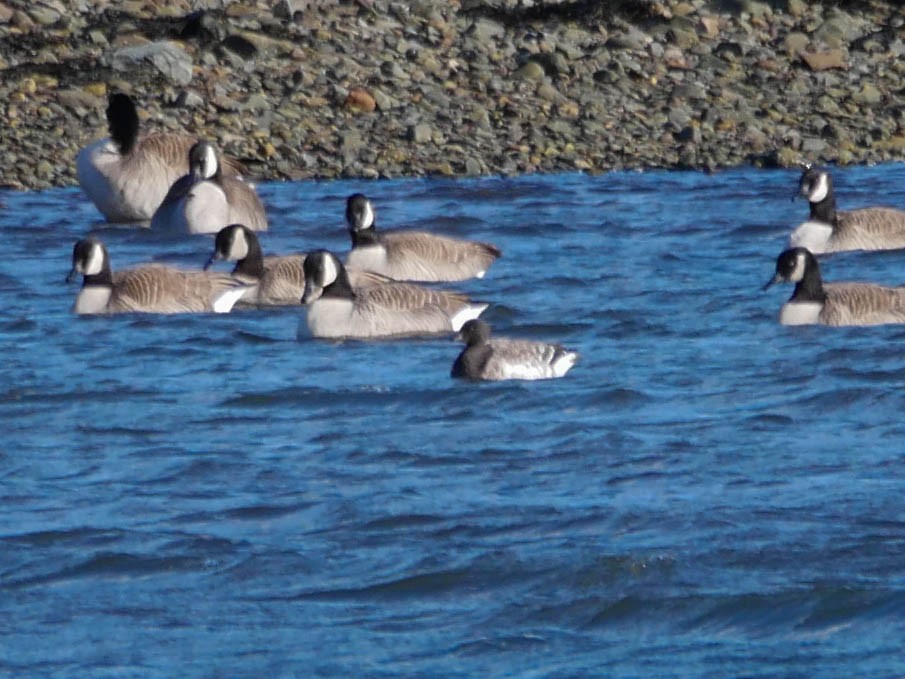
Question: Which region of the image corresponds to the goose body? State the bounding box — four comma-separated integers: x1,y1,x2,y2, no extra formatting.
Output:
789,167,905,254
344,193,501,282
452,320,579,381
150,141,267,235
76,93,244,223
764,247,905,326
67,237,252,314
300,250,487,339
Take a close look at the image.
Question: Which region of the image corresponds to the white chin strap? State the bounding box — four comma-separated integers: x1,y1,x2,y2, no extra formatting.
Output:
809,172,829,203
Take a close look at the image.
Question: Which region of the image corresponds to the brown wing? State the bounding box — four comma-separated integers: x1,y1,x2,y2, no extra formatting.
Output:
835,208,905,250
823,282,905,326
110,265,244,313
347,267,393,288
222,176,267,231
381,231,501,281
360,282,469,313
259,255,306,304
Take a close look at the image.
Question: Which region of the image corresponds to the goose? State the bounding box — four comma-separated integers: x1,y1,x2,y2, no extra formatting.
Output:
66,237,252,314
300,250,488,339
205,224,391,306
763,247,905,326
76,93,245,223
451,320,579,381
150,141,267,235
344,193,501,282
789,166,905,253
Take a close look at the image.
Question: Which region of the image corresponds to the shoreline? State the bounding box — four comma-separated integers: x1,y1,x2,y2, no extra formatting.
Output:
2,0,905,191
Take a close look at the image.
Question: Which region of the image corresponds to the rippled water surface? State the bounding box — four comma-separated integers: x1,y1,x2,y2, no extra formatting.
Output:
4,166,905,677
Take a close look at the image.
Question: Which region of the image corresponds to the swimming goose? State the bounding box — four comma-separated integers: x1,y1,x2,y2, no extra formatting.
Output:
76,93,245,223
66,237,252,314
763,247,905,326
344,193,501,282
300,250,487,339
451,320,580,381
205,224,391,306
150,141,267,235
789,166,905,253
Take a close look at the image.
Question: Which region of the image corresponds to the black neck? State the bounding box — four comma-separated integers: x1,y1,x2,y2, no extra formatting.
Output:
231,237,265,278
82,268,114,288
791,257,827,303
321,269,356,299
452,345,492,378
809,193,837,224
350,227,380,248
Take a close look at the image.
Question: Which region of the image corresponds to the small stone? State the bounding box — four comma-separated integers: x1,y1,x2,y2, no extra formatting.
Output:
344,87,376,112
799,50,847,71
852,83,882,105
515,61,545,81
410,123,433,144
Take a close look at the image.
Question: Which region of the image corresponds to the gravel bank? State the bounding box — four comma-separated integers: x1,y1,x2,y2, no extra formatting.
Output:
2,0,905,190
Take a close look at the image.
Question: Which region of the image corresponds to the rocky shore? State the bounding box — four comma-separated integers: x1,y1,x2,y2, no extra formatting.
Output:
1,0,905,190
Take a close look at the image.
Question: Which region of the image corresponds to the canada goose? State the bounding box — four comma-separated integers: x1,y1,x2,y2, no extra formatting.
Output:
300,250,487,339
205,224,391,306
789,166,905,253
763,247,905,326
66,237,252,314
451,320,579,381
76,93,245,223
150,141,267,235
344,193,501,282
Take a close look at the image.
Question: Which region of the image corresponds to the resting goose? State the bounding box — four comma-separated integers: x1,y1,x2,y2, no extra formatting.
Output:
300,250,487,339
789,166,905,254
67,237,252,314
150,141,267,235
451,320,580,381
763,247,905,326
344,193,501,282
76,93,245,223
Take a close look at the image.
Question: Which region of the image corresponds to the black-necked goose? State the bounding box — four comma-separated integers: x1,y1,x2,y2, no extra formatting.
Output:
150,141,267,235
789,166,905,254
451,320,579,381
300,250,487,339
76,93,245,223
763,247,905,326
205,225,390,306
344,193,501,282
67,237,252,314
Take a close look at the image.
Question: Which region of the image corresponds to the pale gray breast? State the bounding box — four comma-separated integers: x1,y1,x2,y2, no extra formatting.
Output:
821,282,905,326
830,208,905,252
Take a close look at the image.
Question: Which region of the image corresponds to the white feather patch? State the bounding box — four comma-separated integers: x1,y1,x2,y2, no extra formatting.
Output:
321,253,339,287
809,172,829,203
212,285,251,313
361,200,375,229
230,227,249,261
779,301,823,325
202,144,219,179
450,303,488,331
84,242,105,276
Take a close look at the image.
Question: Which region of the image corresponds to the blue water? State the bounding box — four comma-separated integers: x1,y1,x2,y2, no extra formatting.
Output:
3,165,905,677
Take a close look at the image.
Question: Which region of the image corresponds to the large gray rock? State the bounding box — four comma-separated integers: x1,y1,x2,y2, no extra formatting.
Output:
108,41,193,86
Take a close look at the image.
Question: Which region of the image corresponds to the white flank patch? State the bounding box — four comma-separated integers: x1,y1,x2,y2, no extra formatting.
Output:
779,301,823,325
552,351,579,377
809,172,829,203
788,221,833,255
450,303,488,332
212,285,251,313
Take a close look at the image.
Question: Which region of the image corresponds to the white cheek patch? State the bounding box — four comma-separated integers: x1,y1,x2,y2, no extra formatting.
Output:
809,172,829,203
202,144,218,179
321,253,338,286
790,251,808,282
83,243,105,276
230,228,249,260
361,201,375,229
